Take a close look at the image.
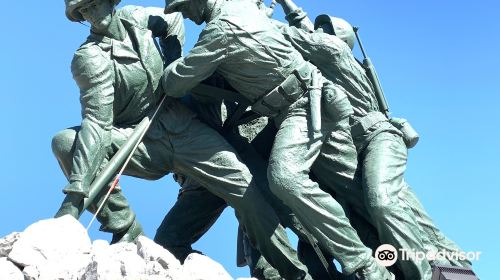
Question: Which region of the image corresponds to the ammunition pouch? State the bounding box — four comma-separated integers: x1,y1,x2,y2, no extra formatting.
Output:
389,117,420,148
251,64,311,117
351,111,387,137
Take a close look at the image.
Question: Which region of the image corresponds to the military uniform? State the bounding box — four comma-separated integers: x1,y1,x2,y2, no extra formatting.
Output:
162,0,385,276
154,97,310,278
53,6,314,279
277,10,472,277
274,18,430,279
54,5,186,235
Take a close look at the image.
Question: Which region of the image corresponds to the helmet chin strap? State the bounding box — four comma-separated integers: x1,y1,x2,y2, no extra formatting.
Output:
78,21,90,28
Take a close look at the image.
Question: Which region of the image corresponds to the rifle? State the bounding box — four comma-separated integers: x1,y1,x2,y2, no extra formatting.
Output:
353,26,390,117
55,95,167,226
353,27,420,148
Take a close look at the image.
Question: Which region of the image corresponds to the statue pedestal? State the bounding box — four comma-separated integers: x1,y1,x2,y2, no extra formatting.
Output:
431,265,478,280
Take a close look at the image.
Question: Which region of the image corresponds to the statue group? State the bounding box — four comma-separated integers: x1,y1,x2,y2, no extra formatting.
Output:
51,0,474,279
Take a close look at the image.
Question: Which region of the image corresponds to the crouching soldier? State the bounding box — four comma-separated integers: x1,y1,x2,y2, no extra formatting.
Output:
53,3,310,279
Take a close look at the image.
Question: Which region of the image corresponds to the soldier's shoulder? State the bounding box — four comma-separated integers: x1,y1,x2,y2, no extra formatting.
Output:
72,42,110,76
116,5,151,27
312,32,349,50
216,0,266,31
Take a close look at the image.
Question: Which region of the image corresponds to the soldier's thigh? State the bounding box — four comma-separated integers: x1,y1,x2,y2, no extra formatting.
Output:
362,131,407,205
168,118,252,202
312,119,363,209
109,126,173,180
52,125,173,180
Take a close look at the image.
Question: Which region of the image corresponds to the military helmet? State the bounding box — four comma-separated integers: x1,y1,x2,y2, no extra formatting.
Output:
164,0,191,14
314,15,355,50
65,0,121,22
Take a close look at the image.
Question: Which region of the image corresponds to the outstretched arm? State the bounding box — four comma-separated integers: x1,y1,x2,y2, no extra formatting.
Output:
162,23,228,98
275,0,314,32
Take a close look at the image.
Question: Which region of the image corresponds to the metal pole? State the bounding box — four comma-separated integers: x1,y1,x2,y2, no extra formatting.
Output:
85,95,167,228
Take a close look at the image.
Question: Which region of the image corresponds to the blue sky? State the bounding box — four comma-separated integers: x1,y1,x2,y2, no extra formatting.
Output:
0,0,498,278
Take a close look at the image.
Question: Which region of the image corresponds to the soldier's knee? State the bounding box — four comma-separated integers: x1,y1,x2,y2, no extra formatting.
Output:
51,128,77,160
267,162,302,201
365,197,398,220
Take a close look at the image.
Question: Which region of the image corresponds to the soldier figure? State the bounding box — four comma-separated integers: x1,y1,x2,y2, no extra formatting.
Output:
233,1,470,279
154,92,318,278
273,1,473,278
53,1,314,279
162,0,393,279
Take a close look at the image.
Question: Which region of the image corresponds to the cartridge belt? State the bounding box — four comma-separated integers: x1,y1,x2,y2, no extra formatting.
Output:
251,63,311,117
351,111,387,137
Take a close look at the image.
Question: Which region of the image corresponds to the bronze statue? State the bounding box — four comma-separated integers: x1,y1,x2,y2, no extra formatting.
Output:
53,1,312,279
162,0,393,279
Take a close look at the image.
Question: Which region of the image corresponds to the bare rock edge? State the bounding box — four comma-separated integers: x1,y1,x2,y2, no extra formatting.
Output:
0,216,255,280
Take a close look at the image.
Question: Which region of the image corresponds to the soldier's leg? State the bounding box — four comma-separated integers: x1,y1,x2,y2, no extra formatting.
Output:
169,118,311,280
400,182,471,267
360,131,432,280
240,229,283,280
227,113,332,278
232,135,344,280
51,127,139,240
225,130,309,240
345,204,406,280
267,109,375,276
154,176,227,262
296,209,407,280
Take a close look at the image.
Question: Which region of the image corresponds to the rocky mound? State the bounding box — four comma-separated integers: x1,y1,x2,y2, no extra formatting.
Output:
0,215,254,280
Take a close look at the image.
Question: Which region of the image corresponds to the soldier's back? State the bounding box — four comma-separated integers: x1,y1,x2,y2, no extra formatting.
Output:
211,0,306,100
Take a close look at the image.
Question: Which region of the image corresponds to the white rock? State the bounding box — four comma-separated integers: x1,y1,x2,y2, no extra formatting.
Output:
136,236,182,271
83,241,146,280
0,257,23,280
183,253,233,280
92,239,110,251
8,215,91,268
22,265,39,280
111,242,146,277
0,232,21,258
83,255,121,280
83,245,123,280
35,252,91,280
236,278,258,280
123,276,165,280
145,261,175,279
3,218,239,280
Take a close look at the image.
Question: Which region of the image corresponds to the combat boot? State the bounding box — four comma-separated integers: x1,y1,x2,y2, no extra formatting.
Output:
54,193,84,219
111,219,144,244
355,258,395,280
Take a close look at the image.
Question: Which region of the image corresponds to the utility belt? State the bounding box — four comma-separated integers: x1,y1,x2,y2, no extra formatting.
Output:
251,63,312,118
350,111,387,138
351,111,420,149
